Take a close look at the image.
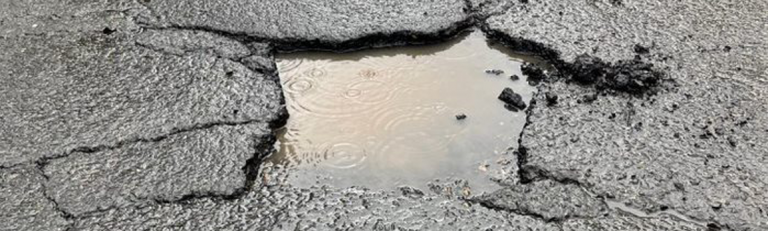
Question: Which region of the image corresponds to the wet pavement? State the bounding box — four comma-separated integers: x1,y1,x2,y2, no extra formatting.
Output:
1,0,766,230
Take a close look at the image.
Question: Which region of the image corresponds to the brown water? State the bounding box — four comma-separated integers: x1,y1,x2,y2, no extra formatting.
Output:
267,31,539,192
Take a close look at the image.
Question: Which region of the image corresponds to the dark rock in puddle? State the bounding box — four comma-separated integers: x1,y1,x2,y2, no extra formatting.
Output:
485,69,505,75
604,60,662,93
570,54,607,84
545,92,558,106
499,88,526,111
455,113,467,120
509,74,520,81
521,62,546,84
504,104,520,112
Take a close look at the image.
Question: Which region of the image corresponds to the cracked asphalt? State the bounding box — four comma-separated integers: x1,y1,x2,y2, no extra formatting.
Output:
1,0,766,230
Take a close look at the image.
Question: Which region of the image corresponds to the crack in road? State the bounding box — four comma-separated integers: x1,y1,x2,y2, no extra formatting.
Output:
4,1,749,229
30,118,282,218
38,1,651,224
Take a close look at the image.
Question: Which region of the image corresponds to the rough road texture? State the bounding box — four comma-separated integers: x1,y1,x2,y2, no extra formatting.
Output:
0,166,68,231
0,1,144,37
1,32,282,167
1,0,765,230
485,1,768,230
43,123,272,216
137,0,473,51
73,165,557,230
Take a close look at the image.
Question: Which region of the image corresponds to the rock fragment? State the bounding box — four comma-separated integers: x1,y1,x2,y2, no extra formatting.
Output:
570,54,607,84
633,44,650,54
568,54,662,93
485,69,505,75
545,92,559,106
603,60,662,93
499,88,527,111
578,94,598,104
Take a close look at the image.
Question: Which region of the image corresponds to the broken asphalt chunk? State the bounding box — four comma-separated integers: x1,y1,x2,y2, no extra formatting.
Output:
499,88,527,111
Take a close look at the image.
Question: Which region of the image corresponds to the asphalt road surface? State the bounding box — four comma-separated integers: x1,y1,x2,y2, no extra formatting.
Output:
1,0,766,230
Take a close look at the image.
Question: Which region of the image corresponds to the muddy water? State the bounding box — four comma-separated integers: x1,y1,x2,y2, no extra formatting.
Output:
267,31,538,192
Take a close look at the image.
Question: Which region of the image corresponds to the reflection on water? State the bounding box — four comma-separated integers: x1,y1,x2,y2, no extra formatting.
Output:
268,30,539,192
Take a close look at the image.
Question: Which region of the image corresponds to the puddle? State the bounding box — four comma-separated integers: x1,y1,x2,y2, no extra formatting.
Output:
267,31,540,192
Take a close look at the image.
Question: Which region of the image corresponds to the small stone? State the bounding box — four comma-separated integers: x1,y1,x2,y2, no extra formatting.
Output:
674,182,685,191
711,202,723,211
485,69,504,75
509,74,520,81
570,136,580,143
634,44,650,54
461,186,472,198
498,88,526,110
399,186,425,197
455,114,467,120
707,223,722,231
545,92,558,106
102,27,116,35
714,127,725,135
579,94,598,104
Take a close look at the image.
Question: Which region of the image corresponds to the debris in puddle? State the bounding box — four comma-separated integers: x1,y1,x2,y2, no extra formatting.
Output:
455,113,467,120
509,74,520,81
521,62,547,83
485,69,504,75
545,92,559,106
504,104,520,112
498,87,527,111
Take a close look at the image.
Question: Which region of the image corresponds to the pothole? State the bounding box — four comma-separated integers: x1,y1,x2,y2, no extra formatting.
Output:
265,30,544,192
